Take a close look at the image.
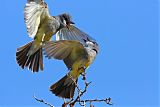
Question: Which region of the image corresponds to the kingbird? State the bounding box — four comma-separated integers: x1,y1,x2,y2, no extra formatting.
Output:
43,39,99,98
16,0,89,72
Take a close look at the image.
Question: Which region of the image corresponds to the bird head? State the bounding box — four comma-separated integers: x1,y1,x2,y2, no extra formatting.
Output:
59,13,75,27
85,39,99,54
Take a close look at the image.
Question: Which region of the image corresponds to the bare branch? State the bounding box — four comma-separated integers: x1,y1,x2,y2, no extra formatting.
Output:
33,72,113,107
70,81,91,106
67,73,82,93
66,72,91,106
68,72,113,107
33,95,55,107
78,98,113,105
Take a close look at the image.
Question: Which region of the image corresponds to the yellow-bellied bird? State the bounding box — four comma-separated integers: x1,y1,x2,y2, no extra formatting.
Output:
16,0,89,72
43,39,99,99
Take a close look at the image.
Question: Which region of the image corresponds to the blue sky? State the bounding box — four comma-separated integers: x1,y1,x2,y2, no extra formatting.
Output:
0,0,158,107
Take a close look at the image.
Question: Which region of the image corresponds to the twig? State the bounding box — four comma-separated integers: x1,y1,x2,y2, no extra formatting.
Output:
33,95,55,107
67,73,82,93
68,72,113,107
33,72,113,107
71,81,91,106
78,98,113,105
66,72,91,106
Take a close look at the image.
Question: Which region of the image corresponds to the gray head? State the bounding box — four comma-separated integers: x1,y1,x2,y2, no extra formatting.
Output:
58,13,75,26
85,40,99,54
84,40,99,64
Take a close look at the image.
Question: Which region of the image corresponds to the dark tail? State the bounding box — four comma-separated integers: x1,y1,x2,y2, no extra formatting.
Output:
50,74,77,99
16,41,43,72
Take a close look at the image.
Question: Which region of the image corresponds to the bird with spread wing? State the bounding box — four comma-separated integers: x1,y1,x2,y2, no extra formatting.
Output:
16,0,91,72
16,0,100,99
44,35,99,98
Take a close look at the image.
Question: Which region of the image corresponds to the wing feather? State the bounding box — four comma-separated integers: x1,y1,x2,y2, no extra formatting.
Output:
43,40,86,60
24,1,50,38
56,25,96,45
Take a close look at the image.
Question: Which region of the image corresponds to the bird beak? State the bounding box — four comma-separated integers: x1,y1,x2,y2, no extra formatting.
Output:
66,21,75,29
70,21,75,24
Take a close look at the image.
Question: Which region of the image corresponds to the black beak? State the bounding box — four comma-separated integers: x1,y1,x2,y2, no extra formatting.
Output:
70,21,75,24
66,21,75,29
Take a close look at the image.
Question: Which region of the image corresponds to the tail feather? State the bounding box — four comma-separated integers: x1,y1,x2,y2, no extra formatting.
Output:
16,41,43,72
50,74,77,99
16,42,32,68
33,53,39,72
16,43,31,67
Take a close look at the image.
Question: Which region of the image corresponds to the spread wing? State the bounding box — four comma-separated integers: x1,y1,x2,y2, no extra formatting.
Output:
43,40,87,60
25,0,50,38
56,25,95,45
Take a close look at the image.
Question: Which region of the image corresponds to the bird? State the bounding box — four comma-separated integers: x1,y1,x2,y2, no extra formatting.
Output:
16,0,89,72
43,37,99,99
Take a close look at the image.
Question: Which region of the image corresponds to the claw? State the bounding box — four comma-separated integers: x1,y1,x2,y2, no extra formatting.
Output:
80,71,86,80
